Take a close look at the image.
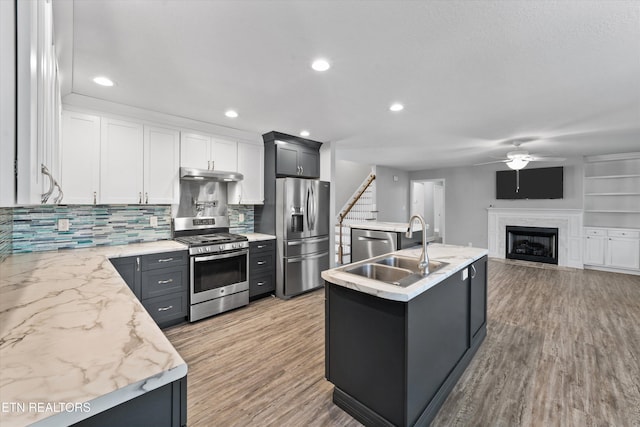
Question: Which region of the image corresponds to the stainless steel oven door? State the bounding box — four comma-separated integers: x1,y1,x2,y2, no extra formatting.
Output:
190,249,249,304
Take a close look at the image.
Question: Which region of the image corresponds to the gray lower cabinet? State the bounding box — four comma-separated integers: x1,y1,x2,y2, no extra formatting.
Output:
249,240,276,300
72,376,187,427
325,256,488,426
110,250,188,328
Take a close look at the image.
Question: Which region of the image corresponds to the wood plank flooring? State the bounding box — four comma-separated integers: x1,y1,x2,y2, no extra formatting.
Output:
164,261,640,426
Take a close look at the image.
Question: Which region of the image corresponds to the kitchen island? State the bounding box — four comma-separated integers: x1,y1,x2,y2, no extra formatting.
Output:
0,241,188,427
321,244,488,426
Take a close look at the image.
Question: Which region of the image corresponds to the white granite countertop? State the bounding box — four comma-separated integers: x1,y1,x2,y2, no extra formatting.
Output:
240,232,276,242
321,244,488,302
349,221,421,233
0,240,188,427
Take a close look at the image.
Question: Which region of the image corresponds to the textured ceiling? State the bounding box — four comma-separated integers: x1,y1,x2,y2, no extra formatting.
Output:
55,0,640,171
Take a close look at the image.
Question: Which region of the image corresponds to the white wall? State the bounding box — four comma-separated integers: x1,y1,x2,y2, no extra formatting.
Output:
320,141,336,267
409,158,584,248
375,165,410,222
335,160,372,211
0,0,16,206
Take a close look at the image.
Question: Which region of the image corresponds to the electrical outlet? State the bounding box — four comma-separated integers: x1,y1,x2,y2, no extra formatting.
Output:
57,219,70,232
239,213,245,222
150,216,158,227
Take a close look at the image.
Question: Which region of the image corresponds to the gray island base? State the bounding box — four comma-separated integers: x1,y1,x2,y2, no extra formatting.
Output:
323,246,488,426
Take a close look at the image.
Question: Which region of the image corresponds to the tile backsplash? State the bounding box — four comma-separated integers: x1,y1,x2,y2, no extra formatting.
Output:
11,205,172,253
229,205,255,234
0,207,12,262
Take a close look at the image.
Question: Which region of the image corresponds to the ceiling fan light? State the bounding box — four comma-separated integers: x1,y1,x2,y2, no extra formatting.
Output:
507,158,529,170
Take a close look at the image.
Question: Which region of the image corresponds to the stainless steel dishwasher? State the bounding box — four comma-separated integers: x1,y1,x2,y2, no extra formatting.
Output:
351,229,422,262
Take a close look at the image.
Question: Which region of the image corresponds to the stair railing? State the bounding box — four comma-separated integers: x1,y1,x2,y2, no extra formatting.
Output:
337,173,376,265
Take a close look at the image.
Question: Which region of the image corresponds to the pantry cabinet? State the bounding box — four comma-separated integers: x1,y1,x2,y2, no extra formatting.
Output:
180,132,237,171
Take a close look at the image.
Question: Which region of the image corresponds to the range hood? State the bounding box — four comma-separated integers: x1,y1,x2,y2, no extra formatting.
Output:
180,167,243,182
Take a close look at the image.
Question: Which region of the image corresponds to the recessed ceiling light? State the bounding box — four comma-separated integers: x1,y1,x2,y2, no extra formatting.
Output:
311,58,330,72
300,130,310,137
389,103,404,112
225,110,238,118
93,76,114,87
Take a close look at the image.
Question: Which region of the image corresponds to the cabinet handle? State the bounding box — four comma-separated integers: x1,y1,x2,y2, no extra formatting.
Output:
136,257,140,272
257,261,266,265
257,244,266,249
257,281,265,286
470,264,477,279
93,191,97,205
157,305,173,312
145,192,148,204
138,192,142,204
158,279,174,284
301,166,304,174
157,257,174,263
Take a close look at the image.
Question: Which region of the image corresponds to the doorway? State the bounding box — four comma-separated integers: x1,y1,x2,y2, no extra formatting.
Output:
410,179,445,243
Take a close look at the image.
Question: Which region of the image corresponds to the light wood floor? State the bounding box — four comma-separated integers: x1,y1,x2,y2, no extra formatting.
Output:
164,261,640,426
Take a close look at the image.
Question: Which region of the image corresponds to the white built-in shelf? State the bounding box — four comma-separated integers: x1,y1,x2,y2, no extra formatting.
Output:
583,153,640,228
585,192,640,196
585,210,640,213
584,174,640,179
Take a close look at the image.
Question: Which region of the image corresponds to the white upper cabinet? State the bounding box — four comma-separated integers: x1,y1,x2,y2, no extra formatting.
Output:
60,111,101,204
144,126,180,204
180,132,238,171
100,118,144,204
180,132,211,169
212,138,238,172
228,142,264,205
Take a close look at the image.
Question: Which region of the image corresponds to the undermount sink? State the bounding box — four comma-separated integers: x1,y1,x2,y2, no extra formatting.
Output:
375,255,448,275
344,263,414,284
343,256,449,287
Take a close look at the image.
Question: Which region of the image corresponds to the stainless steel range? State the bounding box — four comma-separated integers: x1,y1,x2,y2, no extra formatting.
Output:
173,217,249,322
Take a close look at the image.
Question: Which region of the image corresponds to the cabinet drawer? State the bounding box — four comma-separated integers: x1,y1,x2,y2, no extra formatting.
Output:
584,228,606,237
143,293,188,326
250,239,275,253
250,252,274,274
249,272,275,298
607,229,640,239
141,250,187,271
141,266,187,299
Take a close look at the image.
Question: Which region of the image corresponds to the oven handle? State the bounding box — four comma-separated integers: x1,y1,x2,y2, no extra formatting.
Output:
193,249,248,262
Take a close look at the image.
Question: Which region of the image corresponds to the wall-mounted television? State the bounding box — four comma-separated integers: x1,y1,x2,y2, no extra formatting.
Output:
496,166,563,199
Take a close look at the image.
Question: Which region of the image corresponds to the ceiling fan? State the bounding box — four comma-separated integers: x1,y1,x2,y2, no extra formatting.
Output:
475,137,566,170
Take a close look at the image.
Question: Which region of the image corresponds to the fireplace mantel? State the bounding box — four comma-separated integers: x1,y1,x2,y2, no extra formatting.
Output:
487,208,583,268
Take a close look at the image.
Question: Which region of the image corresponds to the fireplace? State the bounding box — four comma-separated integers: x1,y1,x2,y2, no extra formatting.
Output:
506,226,558,265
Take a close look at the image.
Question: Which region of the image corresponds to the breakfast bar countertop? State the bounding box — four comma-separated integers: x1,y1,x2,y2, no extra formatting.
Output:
0,240,188,427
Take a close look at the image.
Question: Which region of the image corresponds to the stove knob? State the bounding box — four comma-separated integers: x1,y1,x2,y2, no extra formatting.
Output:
206,246,211,252
219,245,224,251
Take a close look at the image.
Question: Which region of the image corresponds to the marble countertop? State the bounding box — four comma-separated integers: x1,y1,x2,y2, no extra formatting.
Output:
321,244,488,302
0,240,188,427
349,221,421,233
240,232,276,242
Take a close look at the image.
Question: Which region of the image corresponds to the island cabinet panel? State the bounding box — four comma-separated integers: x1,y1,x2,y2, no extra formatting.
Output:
406,271,469,426
325,258,487,427
470,256,488,341
326,284,407,426
72,376,187,427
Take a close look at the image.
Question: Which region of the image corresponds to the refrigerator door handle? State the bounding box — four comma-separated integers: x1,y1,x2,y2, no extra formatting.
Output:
309,184,316,230
287,236,329,246
306,186,311,231
286,251,329,263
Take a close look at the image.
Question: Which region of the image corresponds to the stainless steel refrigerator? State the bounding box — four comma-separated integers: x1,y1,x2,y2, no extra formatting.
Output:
275,178,330,299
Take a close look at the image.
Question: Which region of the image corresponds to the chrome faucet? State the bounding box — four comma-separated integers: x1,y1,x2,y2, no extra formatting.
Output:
406,214,429,275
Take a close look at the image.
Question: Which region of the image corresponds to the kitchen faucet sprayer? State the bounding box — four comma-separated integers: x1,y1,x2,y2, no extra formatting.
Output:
406,214,430,275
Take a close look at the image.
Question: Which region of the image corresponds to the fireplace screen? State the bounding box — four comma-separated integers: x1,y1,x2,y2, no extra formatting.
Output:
506,226,558,265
